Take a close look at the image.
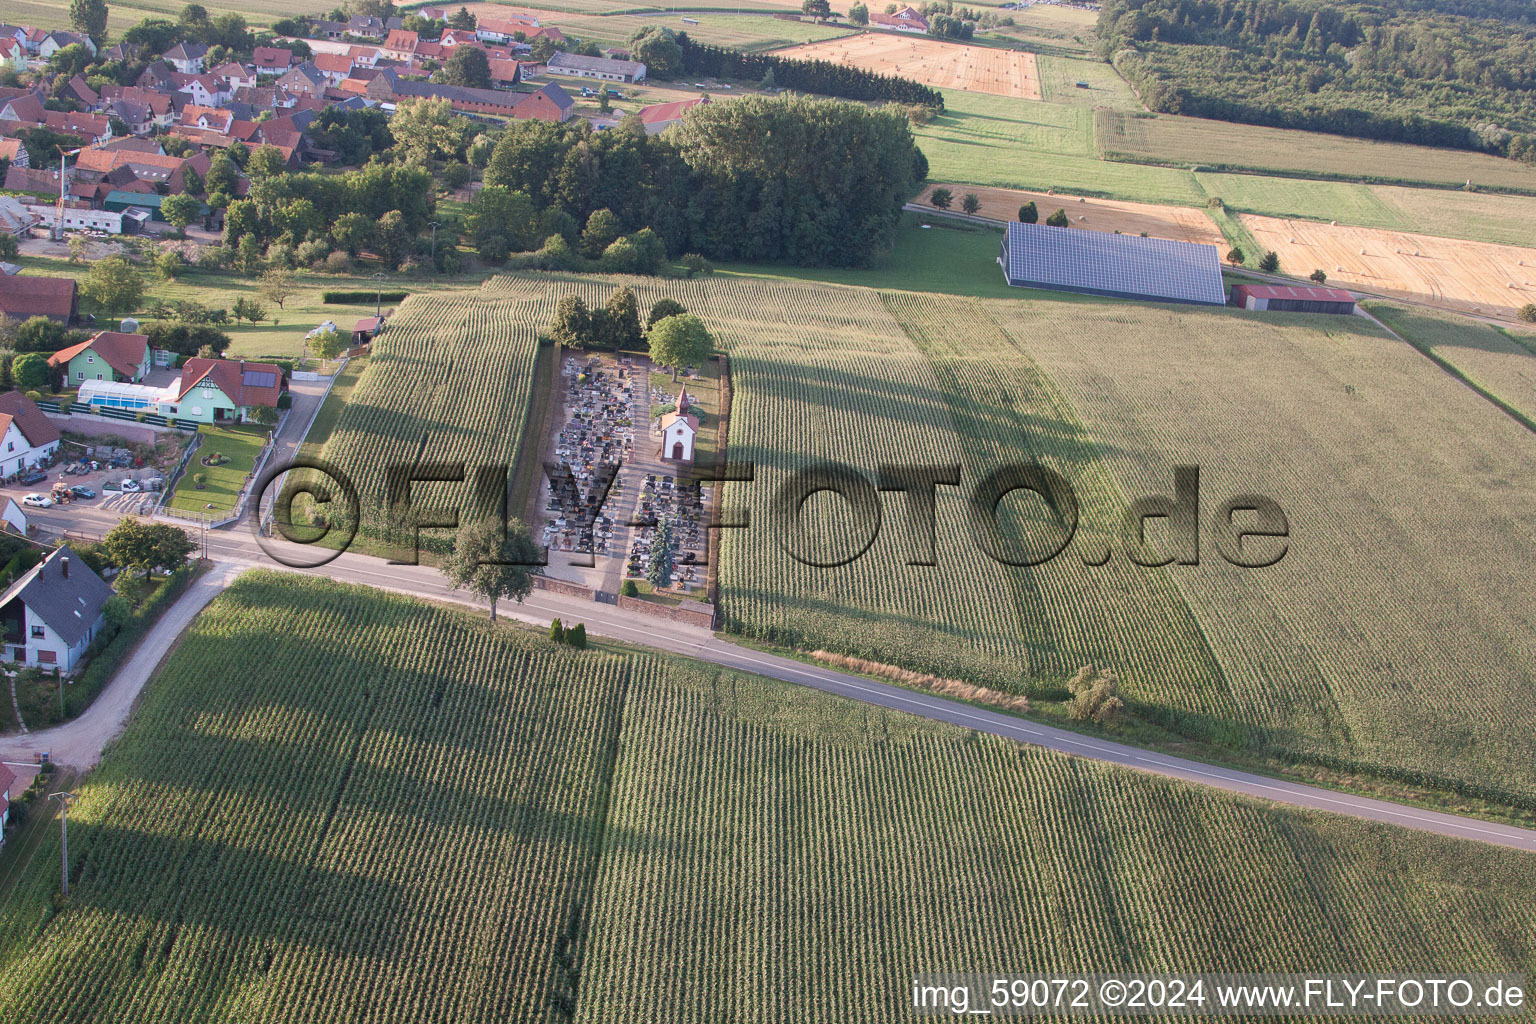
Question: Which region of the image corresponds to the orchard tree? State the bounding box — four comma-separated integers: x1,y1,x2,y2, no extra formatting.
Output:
258,267,294,309
1046,208,1069,227
1519,303,1536,323
1226,247,1245,266
161,192,202,236
849,2,869,24
1018,201,1037,223
647,313,713,381
82,256,145,316
310,323,345,362
232,297,267,323
1310,269,1328,283
440,516,538,621
961,192,981,215
928,187,952,210
802,0,832,21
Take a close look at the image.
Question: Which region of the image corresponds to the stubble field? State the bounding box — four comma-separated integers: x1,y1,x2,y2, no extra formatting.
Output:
916,183,1224,244
1241,213,1536,319
0,573,1532,1023
776,33,1042,99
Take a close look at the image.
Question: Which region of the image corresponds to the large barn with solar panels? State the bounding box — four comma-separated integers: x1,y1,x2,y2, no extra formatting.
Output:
998,222,1227,305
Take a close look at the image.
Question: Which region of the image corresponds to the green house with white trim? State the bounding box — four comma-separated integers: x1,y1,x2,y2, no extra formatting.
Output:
47,331,153,385
162,357,287,424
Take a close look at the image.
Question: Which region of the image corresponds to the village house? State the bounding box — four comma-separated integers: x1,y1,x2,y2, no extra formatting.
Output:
0,137,26,169
47,331,154,386
0,547,113,672
0,391,61,478
167,358,287,424
253,46,295,75
276,62,328,99
162,41,209,74
38,30,95,59
871,5,930,31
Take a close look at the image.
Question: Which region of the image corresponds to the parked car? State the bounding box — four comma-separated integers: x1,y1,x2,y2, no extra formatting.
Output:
70,485,97,499
22,493,53,508
18,470,46,485
119,478,142,493
605,88,622,97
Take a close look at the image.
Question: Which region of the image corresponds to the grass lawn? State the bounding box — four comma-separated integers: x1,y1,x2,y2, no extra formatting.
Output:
169,424,269,515
720,213,1107,302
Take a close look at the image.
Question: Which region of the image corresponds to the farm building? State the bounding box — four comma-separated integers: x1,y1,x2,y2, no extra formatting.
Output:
546,51,646,84
998,221,1226,306
1230,283,1356,315
0,546,112,672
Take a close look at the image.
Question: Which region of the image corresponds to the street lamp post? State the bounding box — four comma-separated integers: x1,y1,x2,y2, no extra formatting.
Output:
50,792,75,896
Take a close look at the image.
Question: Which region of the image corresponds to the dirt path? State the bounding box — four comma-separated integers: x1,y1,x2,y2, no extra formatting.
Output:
0,564,236,770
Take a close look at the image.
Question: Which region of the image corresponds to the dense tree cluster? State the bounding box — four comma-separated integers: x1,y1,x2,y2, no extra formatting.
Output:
676,36,944,109
1099,0,1536,158
478,95,923,267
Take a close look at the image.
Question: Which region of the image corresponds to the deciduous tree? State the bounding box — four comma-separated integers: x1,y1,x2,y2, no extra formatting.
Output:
440,516,538,621
647,313,713,381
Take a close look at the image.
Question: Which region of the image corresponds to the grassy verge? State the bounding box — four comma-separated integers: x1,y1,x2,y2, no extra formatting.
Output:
718,632,1536,831
0,766,76,905
508,343,558,529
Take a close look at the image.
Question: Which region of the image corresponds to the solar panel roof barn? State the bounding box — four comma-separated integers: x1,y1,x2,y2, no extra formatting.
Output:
998,222,1227,306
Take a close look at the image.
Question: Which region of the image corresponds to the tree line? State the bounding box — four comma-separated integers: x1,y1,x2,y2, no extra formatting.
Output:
1099,0,1536,160
475,94,924,268
676,37,945,110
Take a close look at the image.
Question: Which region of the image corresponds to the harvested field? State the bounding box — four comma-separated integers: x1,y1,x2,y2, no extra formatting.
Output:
917,183,1223,245
1242,213,1536,320
775,33,1041,99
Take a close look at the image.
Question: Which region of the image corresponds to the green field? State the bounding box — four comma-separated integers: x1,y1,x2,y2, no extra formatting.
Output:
914,89,1210,206
168,424,269,514
1097,108,1536,193
1369,302,1536,425
0,573,1530,1022
528,8,855,52
312,281,547,542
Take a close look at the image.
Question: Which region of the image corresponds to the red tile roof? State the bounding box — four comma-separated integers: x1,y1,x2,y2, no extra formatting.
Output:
253,46,293,70
0,391,62,448
48,331,149,378
1235,284,1356,303
0,275,76,320
177,358,285,407
639,97,705,125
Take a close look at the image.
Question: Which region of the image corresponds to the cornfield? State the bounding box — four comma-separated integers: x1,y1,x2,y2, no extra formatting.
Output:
316,272,1536,803
2,574,1530,1022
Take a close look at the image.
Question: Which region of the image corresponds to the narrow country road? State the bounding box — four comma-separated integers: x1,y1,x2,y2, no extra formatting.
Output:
7,504,1536,853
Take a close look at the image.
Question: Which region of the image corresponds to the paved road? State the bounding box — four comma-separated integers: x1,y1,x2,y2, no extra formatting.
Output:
12,504,1536,853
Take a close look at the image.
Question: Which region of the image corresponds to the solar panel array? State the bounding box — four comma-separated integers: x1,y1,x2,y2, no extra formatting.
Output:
1000,221,1227,305
242,370,277,389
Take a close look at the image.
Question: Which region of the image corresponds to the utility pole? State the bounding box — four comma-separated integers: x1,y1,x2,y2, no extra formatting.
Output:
428,220,439,269
373,272,385,317
50,792,75,895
